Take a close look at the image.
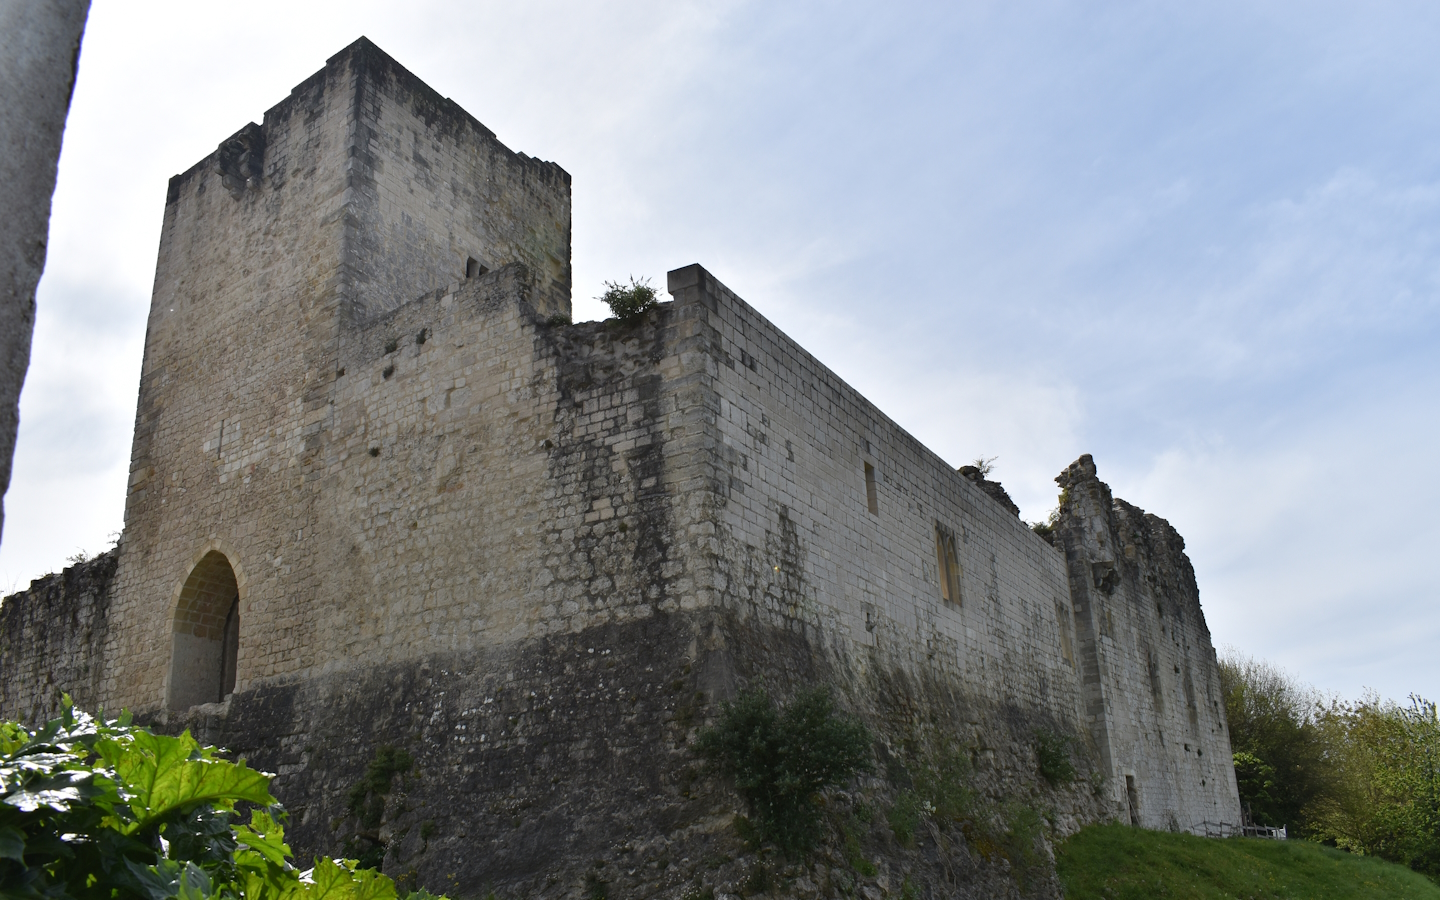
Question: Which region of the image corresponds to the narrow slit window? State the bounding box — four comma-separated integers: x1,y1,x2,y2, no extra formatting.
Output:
1056,600,1074,664
935,523,961,604
864,462,879,515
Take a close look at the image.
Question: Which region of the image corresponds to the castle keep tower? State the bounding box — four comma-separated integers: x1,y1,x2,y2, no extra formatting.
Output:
112,38,570,710
1,38,1239,898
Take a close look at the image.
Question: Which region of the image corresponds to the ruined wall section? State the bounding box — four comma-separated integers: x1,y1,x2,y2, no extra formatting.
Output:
667,265,1101,820
1055,455,1240,832
339,39,571,321
0,549,116,723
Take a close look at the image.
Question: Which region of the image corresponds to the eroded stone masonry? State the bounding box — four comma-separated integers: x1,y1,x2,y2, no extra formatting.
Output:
0,38,1240,899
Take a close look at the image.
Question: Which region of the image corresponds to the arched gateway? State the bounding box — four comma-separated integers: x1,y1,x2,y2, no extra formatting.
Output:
167,551,240,709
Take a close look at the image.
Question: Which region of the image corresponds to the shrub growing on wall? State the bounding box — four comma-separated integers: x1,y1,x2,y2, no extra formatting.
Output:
598,276,659,321
694,686,872,857
0,697,441,899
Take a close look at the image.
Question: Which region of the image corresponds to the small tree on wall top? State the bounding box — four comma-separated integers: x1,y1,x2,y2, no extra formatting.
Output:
598,276,659,321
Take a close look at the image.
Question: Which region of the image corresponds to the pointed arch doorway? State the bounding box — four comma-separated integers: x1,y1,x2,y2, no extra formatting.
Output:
167,551,240,710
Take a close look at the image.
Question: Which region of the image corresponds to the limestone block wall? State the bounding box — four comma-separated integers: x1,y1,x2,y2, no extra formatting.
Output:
668,265,1101,815
102,38,572,715
105,48,358,712
102,257,709,717
338,39,572,320
0,549,116,724
1055,455,1241,831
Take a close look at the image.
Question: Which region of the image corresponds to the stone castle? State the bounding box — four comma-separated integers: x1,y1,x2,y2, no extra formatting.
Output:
1,38,1240,898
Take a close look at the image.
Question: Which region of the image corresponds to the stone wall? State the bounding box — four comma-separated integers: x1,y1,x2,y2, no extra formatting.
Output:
1054,455,1240,832
0,38,1241,898
0,548,115,723
337,39,572,320
103,37,571,712
671,265,1105,819
0,265,1239,896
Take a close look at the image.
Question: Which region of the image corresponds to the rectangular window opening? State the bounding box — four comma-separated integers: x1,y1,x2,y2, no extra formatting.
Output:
864,462,879,515
1056,601,1074,664
465,256,488,279
935,523,961,604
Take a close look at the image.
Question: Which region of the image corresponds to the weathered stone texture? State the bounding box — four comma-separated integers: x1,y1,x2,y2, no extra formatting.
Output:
1055,454,1239,833
0,38,1239,899
0,548,114,723
0,0,90,539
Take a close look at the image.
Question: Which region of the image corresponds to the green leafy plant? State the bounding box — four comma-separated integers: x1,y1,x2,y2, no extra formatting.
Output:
693,686,872,857
885,744,977,847
840,815,878,876
887,790,924,848
344,744,414,868
1035,729,1077,785
1219,652,1330,833
900,874,921,900
1306,693,1440,879
915,745,975,821
998,803,1047,890
0,697,444,900
598,276,659,321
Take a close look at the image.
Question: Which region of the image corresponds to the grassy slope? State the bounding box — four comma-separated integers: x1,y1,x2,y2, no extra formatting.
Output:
1056,824,1440,900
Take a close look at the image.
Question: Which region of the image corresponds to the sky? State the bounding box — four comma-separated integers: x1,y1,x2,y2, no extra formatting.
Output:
2,0,1437,703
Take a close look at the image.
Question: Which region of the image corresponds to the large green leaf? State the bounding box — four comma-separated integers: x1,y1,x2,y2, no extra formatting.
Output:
96,730,275,830
235,809,292,868
300,858,399,900
0,824,24,861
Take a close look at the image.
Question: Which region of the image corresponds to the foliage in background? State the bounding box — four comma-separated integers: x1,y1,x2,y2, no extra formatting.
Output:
1307,694,1440,879
598,276,659,321
1057,822,1440,900
693,686,872,857
1222,651,1440,883
0,698,439,900
1219,652,1330,833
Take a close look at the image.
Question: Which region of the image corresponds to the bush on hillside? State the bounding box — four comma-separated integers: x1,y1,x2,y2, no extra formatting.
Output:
0,697,441,900
1307,694,1440,879
694,686,872,857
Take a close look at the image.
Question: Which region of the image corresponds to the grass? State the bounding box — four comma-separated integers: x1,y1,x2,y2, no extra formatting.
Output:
1057,824,1440,899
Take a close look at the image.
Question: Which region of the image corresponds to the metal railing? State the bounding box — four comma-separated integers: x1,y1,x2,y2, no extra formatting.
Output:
1196,821,1287,840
